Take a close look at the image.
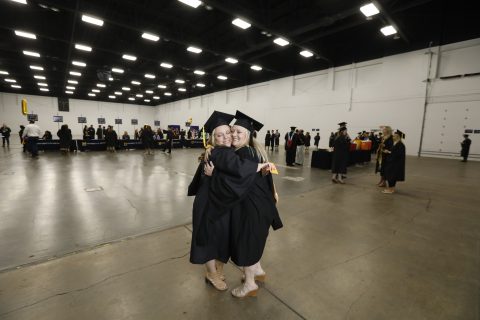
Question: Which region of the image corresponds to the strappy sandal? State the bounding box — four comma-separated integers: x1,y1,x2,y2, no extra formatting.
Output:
215,261,225,281
231,284,258,298
205,272,228,291
241,272,266,283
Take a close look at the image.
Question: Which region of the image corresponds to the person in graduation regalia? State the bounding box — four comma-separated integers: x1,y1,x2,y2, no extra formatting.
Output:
382,130,406,194
220,111,283,298
188,111,269,292
331,126,350,184
460,134,472,162
375,126,393,187
284,126,297,166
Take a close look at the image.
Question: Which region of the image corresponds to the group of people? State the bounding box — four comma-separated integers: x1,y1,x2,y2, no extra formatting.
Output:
188,110,282,298
264,130,281,151
283,127,320,166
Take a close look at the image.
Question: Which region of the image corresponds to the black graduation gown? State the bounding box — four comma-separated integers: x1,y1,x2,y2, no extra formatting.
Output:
229,146,283,266
461,138,471,158
57,128,72,149
375,136,393,175
384,142,406,182
105,130,117,147
285,132,297,165
314,136,320,146
141,129,154,148
188,147,259,264
331,135,350,174
265,133,271,147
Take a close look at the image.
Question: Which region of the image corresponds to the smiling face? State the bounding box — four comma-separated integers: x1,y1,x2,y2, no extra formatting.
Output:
213,125,232,147
231,125,249,148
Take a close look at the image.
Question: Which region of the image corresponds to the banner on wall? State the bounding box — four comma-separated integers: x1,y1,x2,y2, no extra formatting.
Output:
78,117,87,124
131,119,138,125
168,125,180,139
53,116,63,123
154,120,160,127
115,119,123,125
97,118,106,124
189,126,200,139
27,114,38,122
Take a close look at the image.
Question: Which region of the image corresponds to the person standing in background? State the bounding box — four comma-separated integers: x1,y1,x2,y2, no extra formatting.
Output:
96,125,103,140
102,126,107,138
275,130,280,150
331,126,350,184
460,134,472,162
19,125,26,152
88,125,95,140
57,124,72,154
375,126,394,187
105,126,117,152
383,130,406,194
314,132,320,150
329,132,335,148
285,127,297,166
305,132,311,152
270,129,275,151
1,124,11,147
83,125,88,140
22,120,42,158
164,128,173,154
295,129,305,165
265,130,271,150
141,125,154,155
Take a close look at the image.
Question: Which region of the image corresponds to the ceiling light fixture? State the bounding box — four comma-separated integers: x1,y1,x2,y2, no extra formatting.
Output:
157,84,167,89
10,0,27,4
178,88,186,92
65,91,73,94
232,18,251,29
196,83,205,87
136,94,143,97
97,83,106,88
145,90,153,94
360,3,380,17
145,73,155,79
273,37,289,46
177,0,202,9
194,70,205,75
108,95,116,99
14,30,36,39
122,87,130,91
144,99,151,102
187,46,202,54
122,54,137,61
112,68,124,73
68,80,78,84
114,91,122,95
160,62,173,69
225,57,238,64
153,96,160,100
175,79,185,84
250,65,262,71
108,77,113,81
34,75,46,79
39,88,49,92
0,71,9,75
300,50,314,58
217,75,227,80
164,92,172,96
5,79,16,83
66,86,75,90
11,85,22,88
72,60,86,67
380,25,397,36
23,50,40,57
141,32,159,41
92,89,100,93
128,97,135,101
69,71,81,76
75,43,92,52
30,65,43,70
88,93,96,97
81,14,104,26
131,81,141,85
37,82,48,86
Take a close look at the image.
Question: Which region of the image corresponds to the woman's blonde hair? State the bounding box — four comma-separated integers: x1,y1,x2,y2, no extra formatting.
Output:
383,126,393,138
235,129,268,163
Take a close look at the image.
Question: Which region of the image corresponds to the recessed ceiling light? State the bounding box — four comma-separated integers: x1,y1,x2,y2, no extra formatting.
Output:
72,60,86,67
178,88,186,92
300,50,314,58
122,54,137,61
108,77,113,81
23,50,40,57
196,83,205,87
144,99,151,102
164,92,172,96
136,94,143,97
34,75,46,79
187,46,202,54
109,95,116,99
65,91,73,94
88,93,96,97
67,79,78,84
0,70,9,75
38,82,48,86
141,32,159,41
39,88,49,92
381,25,397,36
145,90,153,94
128,97,135,101
160,62,173,69
14,30,36,39
114,91,122,95
273,37,289,46
153,96,160,100
225,57,238,64
360,3,380,17
217,75,227,80
122,87,130,91
10,0,27,4
194,70,205,75
131,81,141,85
177,0,202,8
251,65,262,71
70,71,81,76
175,79,185,84
5,79,16,83
112,68,124,73
30,65,43,70
157,84,167,89
11,84,21,88
92,89,100,93
66,86,75,90
145,73,155,79
97,83,106,88
81,14,104,26
232,18,251,30
75,43,92,52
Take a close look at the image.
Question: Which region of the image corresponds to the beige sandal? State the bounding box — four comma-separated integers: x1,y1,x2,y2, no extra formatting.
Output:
215,261,225,281
241,272,266,283
231,284,258,298
205,272,228,291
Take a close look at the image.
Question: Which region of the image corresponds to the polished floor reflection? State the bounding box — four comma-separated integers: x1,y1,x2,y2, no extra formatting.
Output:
0,145,479,319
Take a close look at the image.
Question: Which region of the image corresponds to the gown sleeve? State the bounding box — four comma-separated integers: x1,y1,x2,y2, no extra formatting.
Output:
187,163,204,196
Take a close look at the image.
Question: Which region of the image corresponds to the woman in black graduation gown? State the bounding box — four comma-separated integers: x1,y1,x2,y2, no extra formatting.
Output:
383,130,406,194
226,110,282,298
284,126,297,166
265,130,271,149
331,126,350,184
57,124,72,154
375,126,393,187
188,111,269,291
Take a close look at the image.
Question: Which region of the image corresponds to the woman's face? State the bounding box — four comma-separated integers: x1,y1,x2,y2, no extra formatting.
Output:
213,125,232,147
382,128,388,136
231,125,249,148
393,133,400,142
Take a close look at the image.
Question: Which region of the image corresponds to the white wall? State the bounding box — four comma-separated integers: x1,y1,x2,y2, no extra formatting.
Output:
0,93,157,139
155,38,480,158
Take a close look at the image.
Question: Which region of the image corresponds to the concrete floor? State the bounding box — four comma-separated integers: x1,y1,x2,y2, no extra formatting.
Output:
0,144,479,319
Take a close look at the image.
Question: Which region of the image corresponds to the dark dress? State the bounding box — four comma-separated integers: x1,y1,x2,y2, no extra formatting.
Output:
375,136,393,176
332,135,350,174
384,142,406,183
105,130,117,147
461,138,471,160
188,147,258,264
265,133,271,147
96,128,103,140
141,128,154,149
329,134,335,148
275,133,280,146
314,135,320,147
305,134,311,147
229,146,283,266
285,131,297,165
57,128,72,149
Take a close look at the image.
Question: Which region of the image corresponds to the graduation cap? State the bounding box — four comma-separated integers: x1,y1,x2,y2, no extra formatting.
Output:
338,122,347,126
233,110,264,132
203,111,235,134
394,129,405,139
290,126,296,131
463,134,469,137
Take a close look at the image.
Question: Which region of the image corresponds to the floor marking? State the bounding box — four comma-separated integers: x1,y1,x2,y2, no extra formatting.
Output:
85,186,104,192
282,176,305,182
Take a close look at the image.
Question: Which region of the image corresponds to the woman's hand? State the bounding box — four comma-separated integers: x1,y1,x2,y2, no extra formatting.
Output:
257,162,271,173
204,161,214,176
